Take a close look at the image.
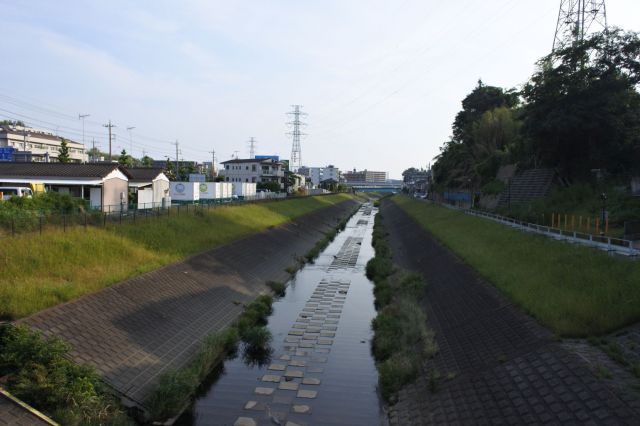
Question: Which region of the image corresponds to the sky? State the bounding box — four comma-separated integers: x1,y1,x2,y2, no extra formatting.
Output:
1,1,638,179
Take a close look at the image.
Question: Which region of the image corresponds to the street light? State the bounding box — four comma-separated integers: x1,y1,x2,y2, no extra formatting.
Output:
600,192,607,236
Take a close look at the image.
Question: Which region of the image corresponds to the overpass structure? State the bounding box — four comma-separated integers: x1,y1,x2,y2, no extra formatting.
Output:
345,181,402,193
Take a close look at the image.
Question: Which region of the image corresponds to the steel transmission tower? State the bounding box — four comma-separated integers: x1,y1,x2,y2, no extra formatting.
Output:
248,137,257,159
287,105,307,172
553,0,607,51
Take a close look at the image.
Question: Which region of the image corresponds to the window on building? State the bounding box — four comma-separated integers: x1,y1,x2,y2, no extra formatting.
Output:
252,165,256,172
252,177,256,183
245,178,248,182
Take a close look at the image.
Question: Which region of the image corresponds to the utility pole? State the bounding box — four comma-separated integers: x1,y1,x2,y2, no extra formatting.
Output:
79,113,90,163
553,0,607,51
103,120,116,162
172,140,179,180
248,137,257,159
208,149,216,177
287,105,307,172
126,126,135,155
91,138,96,163
233,150,239,160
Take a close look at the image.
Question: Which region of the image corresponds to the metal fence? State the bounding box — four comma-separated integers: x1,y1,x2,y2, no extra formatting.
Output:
0,192,291,238
430,200,638,257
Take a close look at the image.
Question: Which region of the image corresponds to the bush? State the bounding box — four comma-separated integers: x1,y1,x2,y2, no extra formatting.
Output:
266,281,286,297
241,326,272,349
378,353,419,401
0,324,131,425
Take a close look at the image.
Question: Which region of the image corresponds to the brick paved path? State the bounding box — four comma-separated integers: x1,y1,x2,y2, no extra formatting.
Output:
17,200,359,412
382,200,640,425
0,391,53,426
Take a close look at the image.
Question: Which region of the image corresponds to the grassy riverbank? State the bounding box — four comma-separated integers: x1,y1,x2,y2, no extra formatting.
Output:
393,195,640,337
0,194,353,320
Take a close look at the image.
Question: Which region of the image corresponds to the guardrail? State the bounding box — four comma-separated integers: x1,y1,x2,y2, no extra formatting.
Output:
429,200,638,257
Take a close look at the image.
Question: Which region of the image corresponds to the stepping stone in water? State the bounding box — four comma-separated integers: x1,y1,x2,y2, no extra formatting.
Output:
284,370,304,378
295,350,309,356
289,359,306,367
254,387,275,395
325,320,339,325
323,326,338,331
315,348,331,354
318,339,333,345
307,366,324,373
261,375,281,383
320,331,335,337
293,324,307,329
302,377,321,385
289,330,304,336
279,354,292,361
268,364,286,371
292,404,311,414
296,390,318,399
299,342,314,348
278,381,299,391
244,401,265,411
234,417,257,426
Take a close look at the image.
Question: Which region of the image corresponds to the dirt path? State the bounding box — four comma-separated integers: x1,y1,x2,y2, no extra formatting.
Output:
381,200,640,425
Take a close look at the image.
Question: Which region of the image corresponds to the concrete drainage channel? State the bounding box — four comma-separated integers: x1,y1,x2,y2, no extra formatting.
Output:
177,203,386,426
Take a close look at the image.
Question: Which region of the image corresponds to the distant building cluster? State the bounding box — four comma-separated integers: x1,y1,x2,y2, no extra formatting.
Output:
0,125,87,163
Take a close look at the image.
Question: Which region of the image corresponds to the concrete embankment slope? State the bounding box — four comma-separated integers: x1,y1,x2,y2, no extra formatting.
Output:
380,199,640,425
19,198,360,410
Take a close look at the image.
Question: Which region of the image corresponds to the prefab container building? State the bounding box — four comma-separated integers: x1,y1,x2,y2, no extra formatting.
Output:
170,182,200,203
233,182,257,197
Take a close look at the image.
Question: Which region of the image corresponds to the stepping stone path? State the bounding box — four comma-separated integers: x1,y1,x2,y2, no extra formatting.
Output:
235,278,351,426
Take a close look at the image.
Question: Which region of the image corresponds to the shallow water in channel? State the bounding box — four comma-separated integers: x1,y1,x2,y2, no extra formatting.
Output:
176,203,386,426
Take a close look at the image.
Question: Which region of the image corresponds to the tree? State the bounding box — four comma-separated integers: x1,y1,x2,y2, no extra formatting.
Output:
257,181,280,192
58,139,71,163
118,149,134,167
164,158,176,180
141,155,154,167
0,120,25,127
522,28,640,179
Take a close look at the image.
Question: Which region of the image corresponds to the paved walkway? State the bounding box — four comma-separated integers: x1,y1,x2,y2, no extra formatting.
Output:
382,200,640,425
17,200,359,411
0,390,54,426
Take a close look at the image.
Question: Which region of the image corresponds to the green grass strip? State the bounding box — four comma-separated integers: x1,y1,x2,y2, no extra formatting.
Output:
393,195,640,337
0,194,353,320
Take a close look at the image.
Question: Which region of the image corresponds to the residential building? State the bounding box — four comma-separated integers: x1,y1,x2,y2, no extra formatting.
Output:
0,125,87,163
298,165,341,187
0,162,130,211
220,158,286,188
127,168,171,209
343,169,388,183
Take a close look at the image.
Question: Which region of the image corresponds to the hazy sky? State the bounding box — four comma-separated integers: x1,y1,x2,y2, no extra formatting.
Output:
1,1,638,178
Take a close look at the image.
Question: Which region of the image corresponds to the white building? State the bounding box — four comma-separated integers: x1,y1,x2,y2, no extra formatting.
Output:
220,158,286,189
0,125,88,163
298,165,341,187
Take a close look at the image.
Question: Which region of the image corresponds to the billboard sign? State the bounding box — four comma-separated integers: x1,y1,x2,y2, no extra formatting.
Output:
0,147,14,161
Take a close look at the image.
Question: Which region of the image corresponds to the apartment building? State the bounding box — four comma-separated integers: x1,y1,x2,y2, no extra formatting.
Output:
0,125,87,163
